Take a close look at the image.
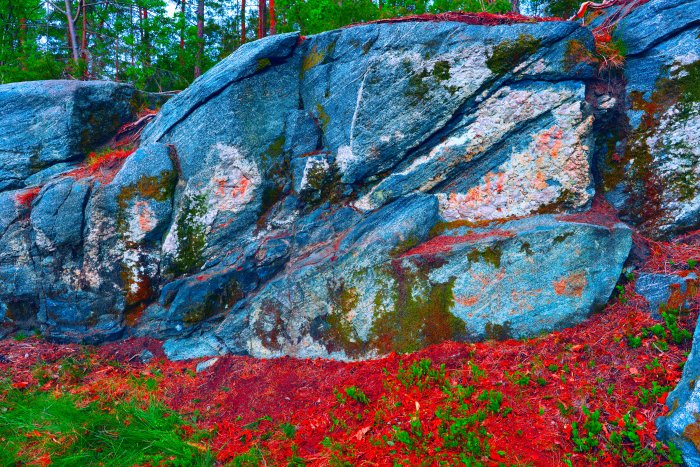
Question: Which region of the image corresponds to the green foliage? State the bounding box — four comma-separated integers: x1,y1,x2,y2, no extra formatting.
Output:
397,359,447,390
545,0,581,18
0,381,213,466
344,385,370,405
1,0,512,90
570,406,602,453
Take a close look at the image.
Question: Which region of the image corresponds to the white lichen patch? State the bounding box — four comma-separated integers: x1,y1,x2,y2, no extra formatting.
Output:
125,201,156,243
647,102,700,231
206,143,260,213
439,99,593,221
162,143,261,259
355,83,588,213
336,145,357,175
299,156,330,192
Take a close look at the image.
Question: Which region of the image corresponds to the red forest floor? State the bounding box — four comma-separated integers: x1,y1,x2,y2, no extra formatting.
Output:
1,234,699,466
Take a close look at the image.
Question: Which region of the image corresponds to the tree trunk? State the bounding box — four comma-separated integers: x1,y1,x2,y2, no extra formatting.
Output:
81,0,88,75
241,0,246,44
269,0,275,34
257,0,264,39
512,0,520,14
194,0,204,77
180,0,186,67
141,7,150,66
64,0,80,63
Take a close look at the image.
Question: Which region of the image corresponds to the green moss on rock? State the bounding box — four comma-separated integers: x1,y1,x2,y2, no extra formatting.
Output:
170,193,208,276
486,34,542,75
182,279,243,325
467,245,503,269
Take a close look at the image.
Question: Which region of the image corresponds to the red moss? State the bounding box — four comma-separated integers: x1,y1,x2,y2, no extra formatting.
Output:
65,147,136,184
556,195,621,230
401,229,515,257
352,11,563,28
14,186,42,208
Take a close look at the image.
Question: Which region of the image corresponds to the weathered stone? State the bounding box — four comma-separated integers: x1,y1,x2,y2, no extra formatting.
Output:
601,0,700,238
0,80,143,192
636,272,698,318
0,18,641,361
196,357,219,373
657,319,700,465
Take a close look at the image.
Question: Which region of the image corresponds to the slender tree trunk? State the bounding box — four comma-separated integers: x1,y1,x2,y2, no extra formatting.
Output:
179,0,186,67
194,0,204,77
512,0,520,14
130,4,134,67
269,0,275,34
241,0,246,44
141,7,150,66
80,0,86,54
64,0,80,63
257,0,264,39
80,0,88,75
115,37,119,80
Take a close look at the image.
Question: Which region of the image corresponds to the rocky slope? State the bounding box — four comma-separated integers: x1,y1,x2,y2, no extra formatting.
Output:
1,0,700,462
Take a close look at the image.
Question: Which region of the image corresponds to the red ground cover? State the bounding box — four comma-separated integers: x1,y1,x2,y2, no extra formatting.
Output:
358,11,563,27
1,235,697,465
64,147,136,184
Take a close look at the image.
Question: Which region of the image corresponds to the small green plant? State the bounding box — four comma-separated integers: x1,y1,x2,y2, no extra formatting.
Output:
397,359,447,390
570,406,602,453
662,309,692,344
12,332,27,341
344,385,370,405
280,422,297,439
637,381,670,406
477,390,503,414
616,284,628,304
627,335,642,349
687,259,698,269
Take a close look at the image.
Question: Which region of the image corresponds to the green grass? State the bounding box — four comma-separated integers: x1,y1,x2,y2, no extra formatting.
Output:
0,381,214,466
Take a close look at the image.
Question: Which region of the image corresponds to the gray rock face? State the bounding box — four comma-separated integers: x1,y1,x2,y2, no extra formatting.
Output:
657,315,700,466
1,18,636,361
600,0,700,238
0,80,147,192
636,272,698,318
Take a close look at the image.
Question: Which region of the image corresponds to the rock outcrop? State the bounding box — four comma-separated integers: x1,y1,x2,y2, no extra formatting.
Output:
1,17,638,359
0,80,152,192
600,0,700,239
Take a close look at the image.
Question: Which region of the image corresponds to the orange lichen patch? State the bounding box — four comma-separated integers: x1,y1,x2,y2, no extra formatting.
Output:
14,186,42,207
683,419,700,452
124,302,148,328
553,271,587,297
401,229,514,258
66,147,137,184
455,295,479,307
131,201,156,233
230,177,250,198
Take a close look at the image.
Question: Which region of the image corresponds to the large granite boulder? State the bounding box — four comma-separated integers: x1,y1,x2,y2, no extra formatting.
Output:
600,0,700,239
0,80,153,192
1,18,634,360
